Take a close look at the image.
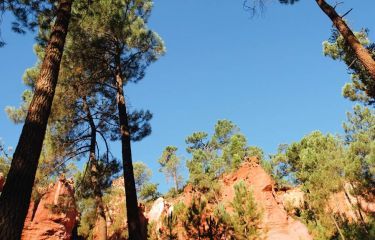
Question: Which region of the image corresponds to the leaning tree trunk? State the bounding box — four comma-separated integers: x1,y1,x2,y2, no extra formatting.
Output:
315,0,375,84
83,96,107,240
115,69,143,240
330,213,346,240
0,0,73,238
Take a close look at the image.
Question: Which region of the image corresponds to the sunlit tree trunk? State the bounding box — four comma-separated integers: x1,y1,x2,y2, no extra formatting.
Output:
173,171,178,192
0,0,73,238
115,63,143,239
330,213,346,240
316,0,375,83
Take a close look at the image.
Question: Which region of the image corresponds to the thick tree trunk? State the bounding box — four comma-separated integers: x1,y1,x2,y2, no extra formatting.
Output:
315,0,375,83
0,0,73,238
83,96,107,240
115,70,143,240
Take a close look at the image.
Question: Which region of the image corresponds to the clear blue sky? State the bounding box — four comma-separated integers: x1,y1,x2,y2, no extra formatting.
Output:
1,0,374,193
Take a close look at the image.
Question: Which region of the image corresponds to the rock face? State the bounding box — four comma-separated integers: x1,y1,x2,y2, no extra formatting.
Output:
22,176,77,240
220,157,312,240
277,183,375,223
147,157,312,240
147,197,165,223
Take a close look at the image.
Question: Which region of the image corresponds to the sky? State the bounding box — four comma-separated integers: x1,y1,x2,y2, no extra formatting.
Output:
0,0,375,193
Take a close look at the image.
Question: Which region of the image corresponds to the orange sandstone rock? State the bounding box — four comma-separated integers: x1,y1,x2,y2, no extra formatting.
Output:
22,176,77,240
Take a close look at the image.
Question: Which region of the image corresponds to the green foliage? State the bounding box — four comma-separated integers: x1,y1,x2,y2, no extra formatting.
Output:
139,182,159,201
176,183,261,240
0,140,11,177
340,216,375,240
270,126,375,239
158,146,183,191
246,146,264,161
164,188,179,199
323,29,375,105
343,105,375,198
212,120,239,148
75,157,120,199
183,197,230,239
5,90,32,124
223,134,248,170
133,161,159,201
0,0,62,46
77,197,97,239
274,131,345,189
147,221,159,240
173,201,187,218
105,187,128,238
161,212,178,240
231,181,261,240
186,120,255,195
183,197,207,238
213,203,232,228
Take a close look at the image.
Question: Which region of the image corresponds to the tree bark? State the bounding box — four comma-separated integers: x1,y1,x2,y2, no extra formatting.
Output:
0,0,73,238
83,96,107,240
115,69,143,240
315,0,375,83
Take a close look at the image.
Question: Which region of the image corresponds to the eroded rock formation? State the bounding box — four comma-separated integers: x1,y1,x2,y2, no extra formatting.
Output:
146,157,312,240
220,157,312,240
21,176,77,240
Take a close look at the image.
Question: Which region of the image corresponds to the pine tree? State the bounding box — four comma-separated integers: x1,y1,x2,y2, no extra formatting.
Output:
158,146,183,192
272,132,350,239
231,181,261,240
68,1,164,237
0,1,74,237
133,162,159,201
324,30,375,105
185,120,250,196
245,0,375,100
315,0,375,91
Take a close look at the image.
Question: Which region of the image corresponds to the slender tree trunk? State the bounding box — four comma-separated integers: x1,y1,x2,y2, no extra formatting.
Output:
0,0,73,238
115,68,143,240
347,183,368,233
330,213,346,240
315,0,375,83
173,171,178,192
83,96,107,240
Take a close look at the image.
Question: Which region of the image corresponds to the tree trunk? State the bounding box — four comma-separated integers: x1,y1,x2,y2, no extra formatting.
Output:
94,196,107,240
83,96,107,240
330,213,346,240
0,0,73,238
347,183,368,233
173,171,178,192
115,70,143,240
315,0,375,83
